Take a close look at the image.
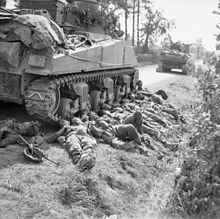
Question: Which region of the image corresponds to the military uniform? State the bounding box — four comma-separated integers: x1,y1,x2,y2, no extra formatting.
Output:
124,111,143,134
0,120,40,148
90,120,142,145
47,118,96,171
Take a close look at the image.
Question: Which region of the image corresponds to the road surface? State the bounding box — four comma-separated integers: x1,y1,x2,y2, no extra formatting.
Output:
139,65,186,86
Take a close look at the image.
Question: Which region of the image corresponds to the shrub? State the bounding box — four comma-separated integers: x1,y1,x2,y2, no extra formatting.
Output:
168,62,220,219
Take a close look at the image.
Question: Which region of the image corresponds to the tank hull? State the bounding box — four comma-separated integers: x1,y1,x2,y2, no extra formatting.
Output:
0,9,139,121
25,39,138,76
156,50,194,74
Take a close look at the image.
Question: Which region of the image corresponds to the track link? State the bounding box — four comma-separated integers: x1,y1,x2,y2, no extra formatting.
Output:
25,68,137,122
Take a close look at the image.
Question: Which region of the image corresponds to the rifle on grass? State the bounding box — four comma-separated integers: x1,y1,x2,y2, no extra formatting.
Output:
18,134,60,166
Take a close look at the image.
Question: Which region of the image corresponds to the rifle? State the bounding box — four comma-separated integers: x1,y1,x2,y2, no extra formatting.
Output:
18,134,60,167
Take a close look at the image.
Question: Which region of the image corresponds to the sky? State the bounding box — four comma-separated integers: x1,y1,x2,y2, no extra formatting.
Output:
153,0,219,50
5,0,220,51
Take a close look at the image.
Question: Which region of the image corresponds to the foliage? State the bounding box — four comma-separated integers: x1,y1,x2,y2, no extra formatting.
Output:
94,2,122,38
0,0,6,7
13,0,19,7
66,2,122,38
140,4,175,53
66,0,130,10
97,0,134,39
98,0,132,12
213,4,220,42
168,63,220,218
15,0,121,38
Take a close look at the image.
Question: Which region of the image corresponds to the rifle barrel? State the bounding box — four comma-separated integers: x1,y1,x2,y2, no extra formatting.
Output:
19,134,60,166
18,134,31,147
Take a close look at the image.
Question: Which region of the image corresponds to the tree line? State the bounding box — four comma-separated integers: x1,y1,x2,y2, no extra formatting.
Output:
0,0,174,53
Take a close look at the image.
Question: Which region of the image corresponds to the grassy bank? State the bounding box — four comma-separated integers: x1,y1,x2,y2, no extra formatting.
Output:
0,73,200,219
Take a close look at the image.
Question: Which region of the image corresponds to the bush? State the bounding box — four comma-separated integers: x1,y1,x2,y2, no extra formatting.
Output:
168,62,220,219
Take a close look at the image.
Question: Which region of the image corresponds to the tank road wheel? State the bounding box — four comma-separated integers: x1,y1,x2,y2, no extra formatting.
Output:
90,91,101,112
25,78,61,121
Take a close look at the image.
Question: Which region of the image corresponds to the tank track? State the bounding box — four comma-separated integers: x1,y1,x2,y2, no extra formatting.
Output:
25,68,136,122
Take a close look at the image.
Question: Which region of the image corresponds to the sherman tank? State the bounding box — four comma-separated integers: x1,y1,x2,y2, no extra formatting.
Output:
0,0,139,122
156,40,195,74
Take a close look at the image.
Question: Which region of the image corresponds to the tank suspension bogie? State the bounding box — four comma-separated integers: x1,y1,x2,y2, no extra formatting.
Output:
24,68,138,121
90,90,101,112
103,78,114,104
72,83,89,110
89,78,114,108
114,75,131,102
122,75,131,94
57,82,90,119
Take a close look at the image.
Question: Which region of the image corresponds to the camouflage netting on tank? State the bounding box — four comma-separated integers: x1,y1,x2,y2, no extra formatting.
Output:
160,50,190,63
0,42,21,67
0,13,68,50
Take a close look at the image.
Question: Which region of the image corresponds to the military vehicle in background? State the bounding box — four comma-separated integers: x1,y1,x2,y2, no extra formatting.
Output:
0,0,139,121
156,36,195,74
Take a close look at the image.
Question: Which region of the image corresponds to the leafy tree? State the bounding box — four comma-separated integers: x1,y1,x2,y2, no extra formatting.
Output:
0,0,6,7
140,4,174,53
135,0,152,51
65,0,122,38
168,2,220,218
14,0,20,8
13,0,123,38
99,0,132,40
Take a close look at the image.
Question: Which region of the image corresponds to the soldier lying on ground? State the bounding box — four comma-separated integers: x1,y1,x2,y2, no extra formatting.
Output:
45,118,96,172
135,80,168,105
100,110,159,138
90,109,179,153
136,80,168,100
123,110,143,134
89,119,149,155
122,111,179,151
0,120,40,148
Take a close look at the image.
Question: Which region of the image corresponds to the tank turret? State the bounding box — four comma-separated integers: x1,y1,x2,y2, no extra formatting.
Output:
157,35,194,74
